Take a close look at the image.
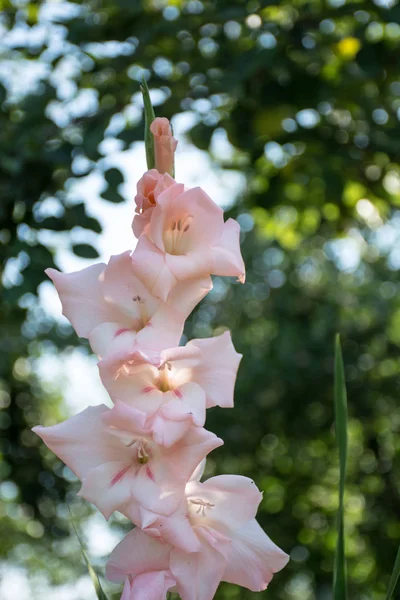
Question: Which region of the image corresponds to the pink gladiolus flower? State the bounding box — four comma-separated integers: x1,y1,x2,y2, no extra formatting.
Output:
99,331,242,447
33,404,223,520
107,475,289,600
131,185,245,301
132,169,178,238
150,117,178,176
46,250,212,363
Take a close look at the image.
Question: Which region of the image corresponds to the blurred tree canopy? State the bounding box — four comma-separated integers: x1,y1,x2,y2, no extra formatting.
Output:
1,0,400,598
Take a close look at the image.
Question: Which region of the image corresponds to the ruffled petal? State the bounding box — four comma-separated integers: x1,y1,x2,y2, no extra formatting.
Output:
89,324,137,359
159,345,202,369
170,537,227,600
211,218,245,282
188,332,242,408
121,578,132,600
223,519,289,591
32,405,126,479
143,508,201,553
152,186,224,251
162,428,223,487
131,236,177,302
79,460,137,519
128,571,176,600
103,251,160,318
106,528,171,583
159,383,206,427
165,251,214,282
46,264,120,338
101,401,148,432
151,415,191,448
186,475,262,534
99,359,164,416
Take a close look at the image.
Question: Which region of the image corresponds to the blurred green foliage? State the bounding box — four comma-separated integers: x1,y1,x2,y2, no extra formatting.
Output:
1,0,400,598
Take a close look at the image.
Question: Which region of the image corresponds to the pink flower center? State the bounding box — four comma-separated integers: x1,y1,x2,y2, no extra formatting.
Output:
132,295,150,330
163,214,193,255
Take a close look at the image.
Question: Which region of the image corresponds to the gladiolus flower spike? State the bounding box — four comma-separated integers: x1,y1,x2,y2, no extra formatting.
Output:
33,90,289,600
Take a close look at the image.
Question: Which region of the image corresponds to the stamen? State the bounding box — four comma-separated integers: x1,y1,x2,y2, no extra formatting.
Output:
132,295,149,329
189,498,215,517
158,363,170,392
137,439,150,464
165,214,194,255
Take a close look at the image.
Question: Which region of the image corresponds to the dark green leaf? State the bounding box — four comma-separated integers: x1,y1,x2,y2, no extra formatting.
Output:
386,544,400,600
333,334,348,600
104,167,124,188
72,243,99,259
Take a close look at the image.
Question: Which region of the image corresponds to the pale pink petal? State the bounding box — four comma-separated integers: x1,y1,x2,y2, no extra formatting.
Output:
150,276,213,330
103,251,159,319
45,264,120,337
129,571,176,600
146,183,185,250
151,186,224,251
32,405,126,479
89,324,137,359
136,277,213,353
150,117,178,175
79,460,137,519
223,519,289,591
159,383,206,427
102,401,148,432
129,428,221,516
170,539,227,600
132,211,152,239
143,508,201,553
163,428,223,483
121,578,131,600
133,169,175,239
188,331,242,408
131,235,177,302
159,345,202,369
165,251,214,282
186,475,262,533
212,218,245,282
189,459,206,482
106,528,171,582
99,359,164,416
130,461,184,516
151,415,191,448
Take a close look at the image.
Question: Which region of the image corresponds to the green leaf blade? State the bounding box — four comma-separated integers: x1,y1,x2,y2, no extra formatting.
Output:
333,334,348,600
386,544,400,599
141,78,155,170
69,511,109,600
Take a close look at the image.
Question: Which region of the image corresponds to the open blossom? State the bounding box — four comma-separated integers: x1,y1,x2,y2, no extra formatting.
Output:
150,117,178,176
107,474,289,600
99,331,242,447
33,404,223,520
46,250,212,363
131,184,245,301
132,169,178,238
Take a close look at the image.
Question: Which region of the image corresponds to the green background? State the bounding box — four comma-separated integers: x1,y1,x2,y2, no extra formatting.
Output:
1,0,400,598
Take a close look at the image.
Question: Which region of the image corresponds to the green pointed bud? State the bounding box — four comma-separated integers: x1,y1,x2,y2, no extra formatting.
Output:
141,78,156,170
